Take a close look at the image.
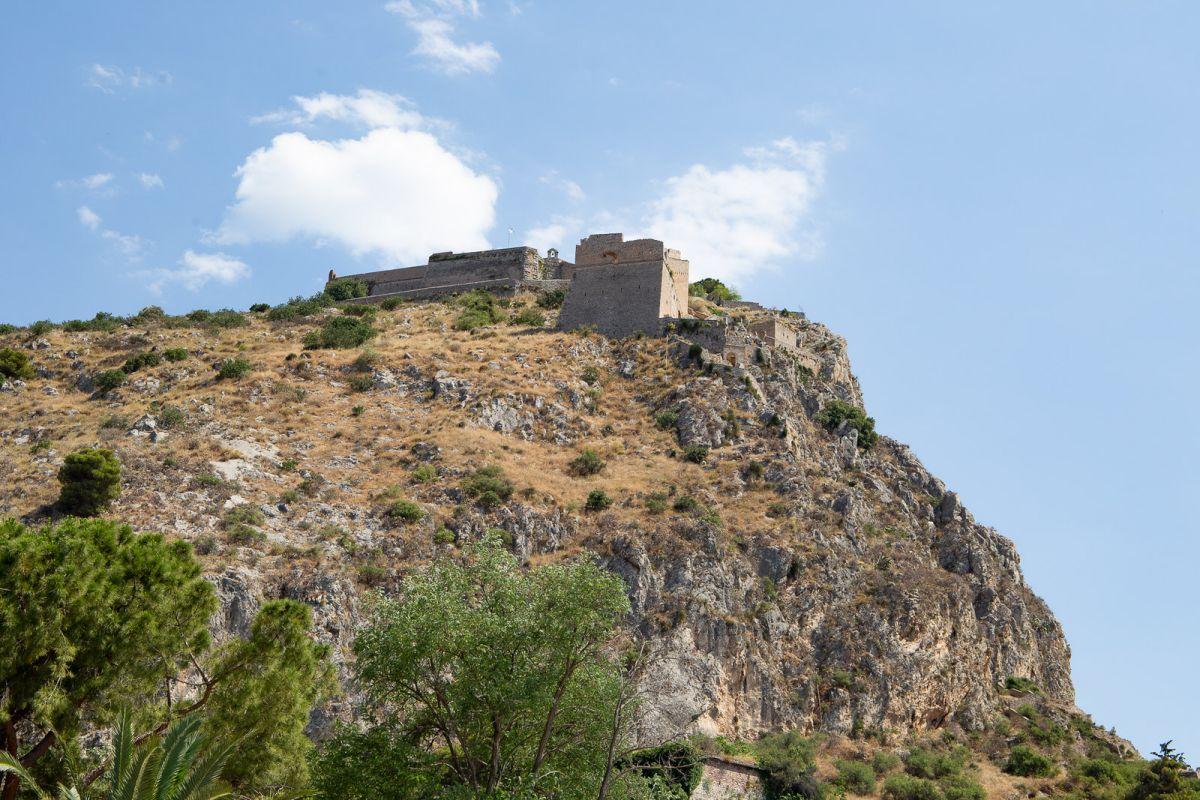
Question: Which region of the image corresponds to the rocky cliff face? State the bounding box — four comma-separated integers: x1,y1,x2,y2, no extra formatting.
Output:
0,300,1073,748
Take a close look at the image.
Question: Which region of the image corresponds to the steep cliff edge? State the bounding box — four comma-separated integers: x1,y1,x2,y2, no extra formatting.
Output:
0,297,1075,751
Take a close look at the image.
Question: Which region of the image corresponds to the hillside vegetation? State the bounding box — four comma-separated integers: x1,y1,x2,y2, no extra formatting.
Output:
0,289,1182,799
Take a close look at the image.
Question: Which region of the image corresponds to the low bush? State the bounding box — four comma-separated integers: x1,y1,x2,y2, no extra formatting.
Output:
324,277,368,301
380,297,402,311
682,444,709,463
0,347,35,381
154,403,186,429
385,499,424,524
938,774,986,800
453,290,504,331
348,374,374,392
655,410,679,430
511,307,545,326
815,400,879,450
249,302,271,313
0,323,17,334
835,760,876,795
462,465,514,510
645,492,668,514
338,303,377,318
1004,676,1040,694
873,751,902,776
268,293,334,321
689,277,741,303
411,463,438,483
584,489,612,511
226,523,266,545
351,348,378,372
94,369,127,394
1005,744,1057,778
29,320,55,336
569,448,606,476
305,316,376,349
755,730,823,799
536,288,566,309
121,351,161,373
673,495,700,513
905,747,965,780
57,448,121,515
163,347,189,362
63,312,121,333
203,309,249,329
216,357,253,380
881,774,941,800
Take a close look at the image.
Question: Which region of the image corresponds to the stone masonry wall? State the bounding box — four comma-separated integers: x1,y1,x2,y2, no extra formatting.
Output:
336,247,545,300
691,759,765,800
557,261,677,337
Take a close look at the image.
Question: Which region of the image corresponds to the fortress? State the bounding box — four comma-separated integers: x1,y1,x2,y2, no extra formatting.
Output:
332,232,808,365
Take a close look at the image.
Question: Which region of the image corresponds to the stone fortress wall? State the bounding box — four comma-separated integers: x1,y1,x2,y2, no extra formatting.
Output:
327,231,808,368
556,233,692,337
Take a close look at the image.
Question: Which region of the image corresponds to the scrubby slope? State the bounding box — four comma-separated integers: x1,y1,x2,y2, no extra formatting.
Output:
0,294,1127,796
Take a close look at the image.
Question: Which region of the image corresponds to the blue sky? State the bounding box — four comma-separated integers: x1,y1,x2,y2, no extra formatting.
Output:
3,1,1198,756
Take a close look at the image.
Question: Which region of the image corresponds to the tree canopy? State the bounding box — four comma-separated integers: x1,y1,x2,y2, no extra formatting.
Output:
313,535,633,800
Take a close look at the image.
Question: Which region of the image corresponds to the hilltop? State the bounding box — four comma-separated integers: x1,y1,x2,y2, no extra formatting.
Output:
0,287,1140,798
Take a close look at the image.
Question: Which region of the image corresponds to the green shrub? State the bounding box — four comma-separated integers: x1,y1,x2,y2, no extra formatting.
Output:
645,492,668,514
385,499,424,524
204,309,249,329
29,320,55,336
226,523,267,545
873,751,902,776
63,312,121,333
673,495,700,513
338,303,377,318
224,504,266,528
163,347,189,362
155,403,186,429
1004,676,1040,694
411,464,438,483
815,400,879,450
536,288,566,309
121,350,161,373
432,526,455,545
689,278,741,303
881,774,941,800
655,410,679,430
755,730,822,799
905,747,964,780
835,759,876,795
268,293,335,321
0,347,35,381
348,374,374,392
324,278,368,301
57,448,121,515
217,357,253,380
94,369,127,394
585,489,612,511
938,774,986,800
305,316,377,349
249,302,271,313
682,444,709,463
511,307,545,326
0,323,16,334
453,290,504,331
623,742,704,797
569,448,606,476
351,348,379,372
1005,744,1057,777
462,465,514,510
381,297,402,311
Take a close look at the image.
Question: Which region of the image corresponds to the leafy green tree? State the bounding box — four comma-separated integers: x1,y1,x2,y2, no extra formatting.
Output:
202,601,336,791
0,347,35,382
0,518,334,799
0,518,213,800
815,400,879,450
57,448,122,515
313,535,632,800
1,708,234,800
1130,741,1200,800
687,278,741,303
324,278,368,301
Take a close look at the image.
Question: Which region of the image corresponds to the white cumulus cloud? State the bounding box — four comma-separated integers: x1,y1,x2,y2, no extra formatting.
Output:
137,251,250,294
386,0,500,75
57,173,115,192
138,173,164,189
252,89,428,130
214,127,497,263
77,206,101,231
645,137,837,283
524,216,583,254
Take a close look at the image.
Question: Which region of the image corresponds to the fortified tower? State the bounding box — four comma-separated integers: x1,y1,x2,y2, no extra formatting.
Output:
556,233,691,337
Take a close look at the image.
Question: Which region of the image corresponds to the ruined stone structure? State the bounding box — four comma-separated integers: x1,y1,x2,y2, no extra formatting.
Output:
691,756,765,800
335,246,564,302
556,233,691,337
